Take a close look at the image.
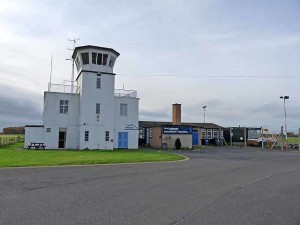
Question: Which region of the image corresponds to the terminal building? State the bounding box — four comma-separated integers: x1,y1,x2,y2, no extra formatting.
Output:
25,45,139,149
139,104,224,149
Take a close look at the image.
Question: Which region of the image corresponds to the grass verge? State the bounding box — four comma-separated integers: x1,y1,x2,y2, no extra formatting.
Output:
0,143,185,168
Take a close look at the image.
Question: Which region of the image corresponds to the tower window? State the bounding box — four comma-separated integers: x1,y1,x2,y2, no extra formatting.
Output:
96,103,100,114
96,77,101,89
97,53,102,65
120,103,128,116
102,54,108,65
108,56,116,68
84,131,89,142
59,100,69,114
92,52,97,64
105,131,109,141
81,52,89,65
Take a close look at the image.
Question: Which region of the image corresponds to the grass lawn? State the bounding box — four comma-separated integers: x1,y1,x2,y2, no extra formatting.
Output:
277,137,299,144
0,143,185,168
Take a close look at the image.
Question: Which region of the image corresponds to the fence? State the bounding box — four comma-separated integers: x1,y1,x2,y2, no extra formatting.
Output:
0,136,24,147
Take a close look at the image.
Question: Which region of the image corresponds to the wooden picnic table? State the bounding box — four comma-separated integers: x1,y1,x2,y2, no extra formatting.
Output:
27,142,46,150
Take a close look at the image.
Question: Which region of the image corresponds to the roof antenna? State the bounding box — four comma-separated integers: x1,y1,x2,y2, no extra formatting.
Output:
48,55,53,91
67,38,80,93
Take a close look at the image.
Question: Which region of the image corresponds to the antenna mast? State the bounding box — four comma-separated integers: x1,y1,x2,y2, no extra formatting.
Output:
48,55,53,91
67,38,80,93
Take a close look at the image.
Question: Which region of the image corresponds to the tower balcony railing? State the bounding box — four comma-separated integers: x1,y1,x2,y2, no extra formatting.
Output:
114,89,137,98
48,83,79,94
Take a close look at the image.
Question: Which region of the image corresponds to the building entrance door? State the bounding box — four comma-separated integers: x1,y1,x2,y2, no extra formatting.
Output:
192,131,199,145
118,132,128,148
58,131,66,148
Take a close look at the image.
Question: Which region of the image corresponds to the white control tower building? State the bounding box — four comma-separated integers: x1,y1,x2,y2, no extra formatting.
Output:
25,45,139,149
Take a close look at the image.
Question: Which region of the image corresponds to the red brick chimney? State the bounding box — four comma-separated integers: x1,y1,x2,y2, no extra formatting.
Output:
172,103,181,125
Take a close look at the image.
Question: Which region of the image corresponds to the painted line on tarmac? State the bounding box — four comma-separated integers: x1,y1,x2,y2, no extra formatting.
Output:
0,154,189,170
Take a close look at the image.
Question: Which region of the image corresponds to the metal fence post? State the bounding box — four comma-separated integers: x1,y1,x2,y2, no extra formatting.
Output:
281,126,284,151
261,127,264,150
244,127,247,148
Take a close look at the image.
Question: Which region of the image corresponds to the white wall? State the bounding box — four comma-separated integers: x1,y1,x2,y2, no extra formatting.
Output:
114,96,139,149
24,127,44,148
162,134,192,149
78,72,115,149
43,92,80,149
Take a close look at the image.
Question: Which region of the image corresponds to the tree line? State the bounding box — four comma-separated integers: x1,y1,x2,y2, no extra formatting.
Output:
1,126,25,134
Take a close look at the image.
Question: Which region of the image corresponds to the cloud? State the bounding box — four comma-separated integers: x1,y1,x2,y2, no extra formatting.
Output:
0,83,43,130
140,109,170,121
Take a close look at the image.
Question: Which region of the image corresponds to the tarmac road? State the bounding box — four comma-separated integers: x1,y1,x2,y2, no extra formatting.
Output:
0,148,299,225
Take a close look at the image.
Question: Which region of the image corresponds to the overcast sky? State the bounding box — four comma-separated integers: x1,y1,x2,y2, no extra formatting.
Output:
0,0,299,133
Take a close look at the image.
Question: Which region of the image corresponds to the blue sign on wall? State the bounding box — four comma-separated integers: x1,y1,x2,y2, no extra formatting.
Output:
163,127,193,134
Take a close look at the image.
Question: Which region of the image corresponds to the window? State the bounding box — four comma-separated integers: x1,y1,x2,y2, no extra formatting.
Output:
96,77,101,89
97,53,102,65
108,56,116,68
213,129,218,138
84,131,89,142
81,52,89,64
96,103,100,114
120,103,128,116
201,129,206,139
102,54,108,65
59,100,69,114
92,52,97,64
105,131,109,141
207,129,212,139
46,128,51,133
94,53,109,66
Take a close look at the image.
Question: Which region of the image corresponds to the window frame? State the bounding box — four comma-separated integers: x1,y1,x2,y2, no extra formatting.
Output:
96,103,100,114
207,129,213,139
201,129,207,139
108,56,116,68
102,54,108,65
96,77,101,89
105,131,109,142
97,53,102,65
92,52,97,64
59,100,69,114
81,52,89,65
120,103,128,116
84,131,89,142
213,129,218,138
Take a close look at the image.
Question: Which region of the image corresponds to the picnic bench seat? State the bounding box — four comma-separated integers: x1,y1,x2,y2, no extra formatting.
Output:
27,142,46,150
289,144,299,149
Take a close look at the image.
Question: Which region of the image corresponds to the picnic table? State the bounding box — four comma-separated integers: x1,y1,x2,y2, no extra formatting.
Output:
27,142,46,150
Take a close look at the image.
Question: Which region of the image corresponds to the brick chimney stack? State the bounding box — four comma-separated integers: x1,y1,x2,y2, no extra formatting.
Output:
172,103,181,125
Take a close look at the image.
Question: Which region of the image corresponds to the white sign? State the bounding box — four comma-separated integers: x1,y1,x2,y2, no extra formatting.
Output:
125,124,138,130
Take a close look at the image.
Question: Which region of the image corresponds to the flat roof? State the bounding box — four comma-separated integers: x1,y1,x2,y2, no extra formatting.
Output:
25,125,44,127
139,121,223,129
72,45,120,59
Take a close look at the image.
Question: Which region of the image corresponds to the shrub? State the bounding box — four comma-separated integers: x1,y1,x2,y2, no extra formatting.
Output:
175,138,181,150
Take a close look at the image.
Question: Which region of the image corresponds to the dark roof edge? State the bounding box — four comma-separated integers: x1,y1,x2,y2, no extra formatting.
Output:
139,121,223,129
72,45,120,59
75,70,116,81
25,125,44,127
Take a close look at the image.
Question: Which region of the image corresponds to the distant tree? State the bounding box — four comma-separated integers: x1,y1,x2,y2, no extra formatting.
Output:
287,132,296,137
2,126,25,134
175,138,181,150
